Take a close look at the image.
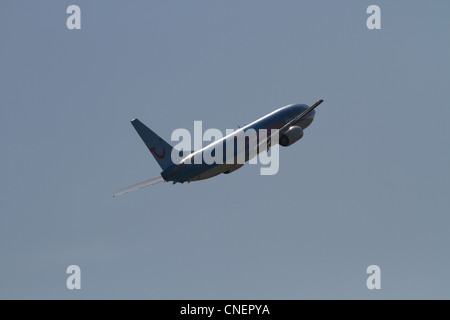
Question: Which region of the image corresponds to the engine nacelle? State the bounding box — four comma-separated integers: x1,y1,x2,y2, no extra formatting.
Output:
279,126,304,147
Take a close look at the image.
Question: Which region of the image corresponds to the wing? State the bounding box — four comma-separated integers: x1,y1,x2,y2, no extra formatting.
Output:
279,99,324,135
113,174,166,197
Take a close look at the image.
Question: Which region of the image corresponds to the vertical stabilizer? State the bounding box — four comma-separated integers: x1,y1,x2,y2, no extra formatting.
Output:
131,119,175,170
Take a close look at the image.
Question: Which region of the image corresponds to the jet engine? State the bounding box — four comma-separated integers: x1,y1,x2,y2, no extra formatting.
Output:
279,126,304,147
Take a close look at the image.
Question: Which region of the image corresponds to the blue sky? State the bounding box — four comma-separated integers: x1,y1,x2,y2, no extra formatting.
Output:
1,1,449,299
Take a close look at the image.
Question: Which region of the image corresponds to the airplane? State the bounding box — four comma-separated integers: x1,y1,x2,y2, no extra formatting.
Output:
113,99,324,197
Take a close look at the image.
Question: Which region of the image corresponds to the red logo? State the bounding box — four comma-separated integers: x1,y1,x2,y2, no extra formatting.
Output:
150,138,166,159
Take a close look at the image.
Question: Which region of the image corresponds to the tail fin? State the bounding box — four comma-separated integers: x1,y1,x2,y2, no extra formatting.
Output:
131,119,175,170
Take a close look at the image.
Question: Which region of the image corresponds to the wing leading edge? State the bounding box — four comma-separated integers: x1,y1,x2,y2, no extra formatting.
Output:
280,99,324,135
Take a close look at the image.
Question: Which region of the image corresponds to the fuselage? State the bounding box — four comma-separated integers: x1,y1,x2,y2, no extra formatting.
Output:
161,104,315,183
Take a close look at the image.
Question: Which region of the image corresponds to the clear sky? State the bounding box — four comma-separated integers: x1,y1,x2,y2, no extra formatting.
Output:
1,1,449,299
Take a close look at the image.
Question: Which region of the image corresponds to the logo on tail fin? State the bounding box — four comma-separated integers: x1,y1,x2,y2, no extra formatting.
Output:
150,138,166,159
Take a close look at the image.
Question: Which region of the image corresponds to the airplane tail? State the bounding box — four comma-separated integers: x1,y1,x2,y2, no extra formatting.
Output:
131,119,175,170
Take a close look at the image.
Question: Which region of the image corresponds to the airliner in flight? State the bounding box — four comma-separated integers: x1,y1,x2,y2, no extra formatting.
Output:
114,99,324,196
